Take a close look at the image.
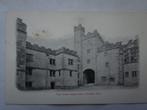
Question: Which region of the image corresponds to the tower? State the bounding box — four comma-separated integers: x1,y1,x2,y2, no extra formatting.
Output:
74,24,85,57
16,18,27,90
74,24,85,85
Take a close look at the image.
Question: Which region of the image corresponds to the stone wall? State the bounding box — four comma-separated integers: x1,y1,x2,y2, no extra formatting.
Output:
97,48,120,85
16,18,27,90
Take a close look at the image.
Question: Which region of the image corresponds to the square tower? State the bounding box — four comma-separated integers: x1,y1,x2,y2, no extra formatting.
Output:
16,18,27,90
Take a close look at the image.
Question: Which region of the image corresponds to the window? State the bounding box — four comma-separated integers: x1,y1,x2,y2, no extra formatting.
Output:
70,71,72,77
109,77,115,82
25,81,32,88
26,54,33,62
125,72,129,77
50,70,56,77
17,40,25,47
68,59,73,65
50,71,52,77
53,71,55,77
18,57,25,66
124,58,128,64
131,56,134,62
124,52,129,64
130,48,137,56
17,51,26,66
130,48,137,63
50,58,56,65
49,59,52,65
59,70,61,76
26,67,32,75
87,59,90,64
132,71,137,77
131,55,137,63
101,76,107,82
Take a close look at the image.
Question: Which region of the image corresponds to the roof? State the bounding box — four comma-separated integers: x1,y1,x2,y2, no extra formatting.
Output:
26,41,78,57
26,41,55,55
55,47,79,57
97,41,122,53
97,38,139,53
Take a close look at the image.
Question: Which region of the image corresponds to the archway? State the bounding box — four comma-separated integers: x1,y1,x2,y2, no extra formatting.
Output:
83,69,95,84
50,81,55,89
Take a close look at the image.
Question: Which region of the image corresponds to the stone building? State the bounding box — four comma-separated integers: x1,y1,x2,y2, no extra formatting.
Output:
16,18,139,90
25,42,49,89
16,18,27,89
54,47,79,89
123,38,139,86
74,24,139,86
96,42,124,85
25,43,79,89
16,18,79,90
74,24,104,85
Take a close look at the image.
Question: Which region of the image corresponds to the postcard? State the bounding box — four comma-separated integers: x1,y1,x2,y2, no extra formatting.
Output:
5,11,147,104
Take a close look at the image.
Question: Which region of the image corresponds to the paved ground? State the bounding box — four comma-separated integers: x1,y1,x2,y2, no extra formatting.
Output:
54,85,137,92
26,84,137,92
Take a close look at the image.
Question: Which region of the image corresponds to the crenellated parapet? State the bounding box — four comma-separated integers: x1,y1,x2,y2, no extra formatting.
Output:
26,41,56,55
97,41,122,53
84,29,103,42
74,24,85,33
55,47,78,57
26,41,78,57
16,18,27,33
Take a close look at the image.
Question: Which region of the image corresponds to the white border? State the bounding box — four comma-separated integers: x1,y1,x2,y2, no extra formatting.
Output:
5,11,147,104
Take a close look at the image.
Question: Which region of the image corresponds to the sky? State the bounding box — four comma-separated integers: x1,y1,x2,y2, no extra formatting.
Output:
15,12,146,49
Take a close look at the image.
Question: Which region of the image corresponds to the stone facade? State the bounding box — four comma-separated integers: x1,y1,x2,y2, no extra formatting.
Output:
25,44,79,89
74,24,104,85
74,24,139,86
26,43,49,89
16,18,27,89
16,18,139,90
96,42,123,85
16,18,79,90
123,38,139,86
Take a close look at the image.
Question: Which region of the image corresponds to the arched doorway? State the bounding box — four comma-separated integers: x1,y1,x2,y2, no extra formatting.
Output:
83,69,95,84
50,81,55,89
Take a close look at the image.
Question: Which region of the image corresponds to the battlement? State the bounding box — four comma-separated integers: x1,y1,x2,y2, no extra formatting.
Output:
85,30,100,38
16,18,27,33
74,24,85,32
97,38,139,53
26,41,55,55
74,24,104,43
56,47,78,57
124,38,139,48
26,41,78,57
97,41,122,53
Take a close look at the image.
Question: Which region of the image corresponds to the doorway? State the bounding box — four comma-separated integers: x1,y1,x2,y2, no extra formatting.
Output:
83,69,95,84
50,81,55,89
